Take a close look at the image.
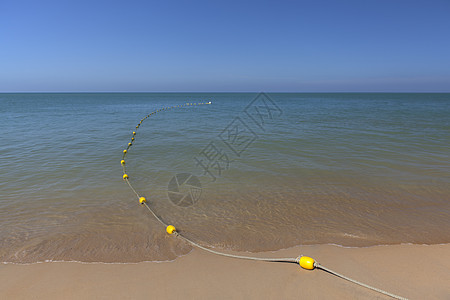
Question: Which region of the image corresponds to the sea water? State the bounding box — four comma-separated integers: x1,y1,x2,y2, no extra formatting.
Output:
0,93,449,263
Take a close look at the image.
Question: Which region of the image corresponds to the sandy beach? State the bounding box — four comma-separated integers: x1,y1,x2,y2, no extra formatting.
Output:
1,243,449,299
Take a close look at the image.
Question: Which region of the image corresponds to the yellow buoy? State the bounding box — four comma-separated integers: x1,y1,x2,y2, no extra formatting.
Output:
299,256,315,270
123,150,127,154
166,225,176,234
120,160,125,165
133,131,136,135
123,174,129,180
139,197,146,204
131,137,135,141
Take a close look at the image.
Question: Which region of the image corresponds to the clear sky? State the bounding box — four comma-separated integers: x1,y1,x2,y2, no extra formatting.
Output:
1,0,449,92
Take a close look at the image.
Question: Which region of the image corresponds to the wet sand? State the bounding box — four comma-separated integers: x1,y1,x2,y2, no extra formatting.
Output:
1,243,449,299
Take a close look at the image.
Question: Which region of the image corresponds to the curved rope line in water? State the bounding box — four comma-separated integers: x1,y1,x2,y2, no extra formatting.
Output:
121,101,407,300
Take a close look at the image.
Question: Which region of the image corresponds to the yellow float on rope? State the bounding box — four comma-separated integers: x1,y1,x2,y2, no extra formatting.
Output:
123,150,127,154
139,197,146,204
120,160,125,165
123,174,129,180
132,131,136,136
166,225,176,234
299,256,315,270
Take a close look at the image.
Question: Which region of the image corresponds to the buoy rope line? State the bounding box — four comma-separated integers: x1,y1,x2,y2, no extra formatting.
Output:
121,102,407,300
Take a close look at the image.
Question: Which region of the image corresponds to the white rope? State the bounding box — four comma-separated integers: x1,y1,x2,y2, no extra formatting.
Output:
125,179,140,199
316,264,408,300
143,202,168,228
175,232,298,263
142,202,407,299
121,103,408,300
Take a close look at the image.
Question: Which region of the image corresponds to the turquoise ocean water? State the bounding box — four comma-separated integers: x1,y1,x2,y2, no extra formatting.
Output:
0,93,449,263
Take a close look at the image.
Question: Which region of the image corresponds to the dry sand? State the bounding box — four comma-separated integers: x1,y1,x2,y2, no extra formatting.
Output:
1,243,449,299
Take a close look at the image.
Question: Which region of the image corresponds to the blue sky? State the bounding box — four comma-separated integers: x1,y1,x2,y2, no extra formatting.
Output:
1,0,449,92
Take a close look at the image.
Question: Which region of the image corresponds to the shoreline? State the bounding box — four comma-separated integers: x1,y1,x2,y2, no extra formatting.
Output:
1,243,449,299
2,241,449,265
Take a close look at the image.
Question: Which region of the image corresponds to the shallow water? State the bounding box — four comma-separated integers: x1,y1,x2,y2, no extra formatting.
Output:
0,93,449,263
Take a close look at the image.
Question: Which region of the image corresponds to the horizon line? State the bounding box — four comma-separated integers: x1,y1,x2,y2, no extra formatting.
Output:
1,91,450,94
